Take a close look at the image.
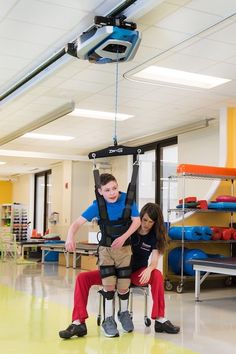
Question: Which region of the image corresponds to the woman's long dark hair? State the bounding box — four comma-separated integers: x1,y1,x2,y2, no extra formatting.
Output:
139,202,168,254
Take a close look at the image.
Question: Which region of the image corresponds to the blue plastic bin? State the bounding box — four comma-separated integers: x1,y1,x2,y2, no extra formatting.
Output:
44,240,65,262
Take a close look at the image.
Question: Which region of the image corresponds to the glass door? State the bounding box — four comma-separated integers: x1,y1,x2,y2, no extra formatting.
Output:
137,150,156,210
160,144,178,221
136,137,178,220
34,170,51,236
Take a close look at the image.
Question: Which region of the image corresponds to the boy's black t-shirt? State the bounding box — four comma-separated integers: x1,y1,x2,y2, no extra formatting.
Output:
131,230,157,272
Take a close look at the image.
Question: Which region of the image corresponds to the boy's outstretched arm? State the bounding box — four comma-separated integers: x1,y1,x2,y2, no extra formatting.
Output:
111,216,140,249
65,216,87,252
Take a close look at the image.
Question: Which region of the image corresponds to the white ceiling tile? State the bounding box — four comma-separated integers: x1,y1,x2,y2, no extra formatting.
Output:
225,55,236,65
58,79,108,93
72,68,116,85
0,55,29,70
186,0,236,17
138,2,179,26
156,7,221,34
210,80,236,96
55,59,90,78
77,94,116,111
0,38,46,59
200,62,236,80
0,68,16,81
0,0,18,18
123,98,163,110
181,38,236,61
39,0,105,12
0,19,66,45
131,44,163,64
152,52,216,72
207,22,236,46
165,0,191,6
8,0,87,30
142,26,189,50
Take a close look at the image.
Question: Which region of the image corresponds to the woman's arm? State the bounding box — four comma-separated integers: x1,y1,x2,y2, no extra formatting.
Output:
138,250,160,284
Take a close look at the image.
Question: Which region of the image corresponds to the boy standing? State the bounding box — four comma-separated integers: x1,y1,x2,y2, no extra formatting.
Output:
65,173,140,337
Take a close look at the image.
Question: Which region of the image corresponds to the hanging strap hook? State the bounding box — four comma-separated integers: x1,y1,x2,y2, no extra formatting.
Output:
92,153,97,169
134,148,142,165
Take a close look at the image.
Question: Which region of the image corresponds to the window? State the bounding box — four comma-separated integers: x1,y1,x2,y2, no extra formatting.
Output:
34,170,52,236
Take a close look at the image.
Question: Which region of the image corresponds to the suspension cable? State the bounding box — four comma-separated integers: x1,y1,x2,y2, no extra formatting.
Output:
113,51,119,146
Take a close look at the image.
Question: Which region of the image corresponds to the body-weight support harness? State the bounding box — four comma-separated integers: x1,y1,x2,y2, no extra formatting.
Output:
93,164,139,247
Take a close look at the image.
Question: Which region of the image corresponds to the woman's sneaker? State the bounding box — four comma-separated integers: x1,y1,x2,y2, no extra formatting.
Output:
118,310,134,332
59,323,87,339
102,316,119,337
155,320,180,334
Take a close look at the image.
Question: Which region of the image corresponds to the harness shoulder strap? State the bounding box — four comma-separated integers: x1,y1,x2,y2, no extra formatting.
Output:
123,163,139,219
93,169,108,220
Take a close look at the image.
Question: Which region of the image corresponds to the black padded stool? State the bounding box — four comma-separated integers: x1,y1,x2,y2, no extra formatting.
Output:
97,285,151,327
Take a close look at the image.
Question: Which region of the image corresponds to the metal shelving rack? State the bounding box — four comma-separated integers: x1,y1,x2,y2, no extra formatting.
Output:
165,172,236,293
0,203,28,242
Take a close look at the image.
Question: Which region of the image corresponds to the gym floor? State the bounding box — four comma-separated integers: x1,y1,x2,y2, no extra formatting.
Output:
1,261,236,354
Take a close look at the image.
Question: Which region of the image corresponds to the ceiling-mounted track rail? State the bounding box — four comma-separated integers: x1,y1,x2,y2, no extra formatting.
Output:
0,0,137,104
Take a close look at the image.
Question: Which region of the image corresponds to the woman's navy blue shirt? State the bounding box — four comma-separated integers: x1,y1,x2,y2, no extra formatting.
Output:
131,230,157,272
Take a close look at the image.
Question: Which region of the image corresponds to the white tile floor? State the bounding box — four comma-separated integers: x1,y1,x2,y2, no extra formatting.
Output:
1,261,236,354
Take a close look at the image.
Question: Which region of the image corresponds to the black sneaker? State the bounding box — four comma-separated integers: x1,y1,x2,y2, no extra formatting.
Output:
59,323,87,339
155,320,180,334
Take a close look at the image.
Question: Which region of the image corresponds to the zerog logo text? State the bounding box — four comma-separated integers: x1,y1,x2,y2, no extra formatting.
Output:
108,148,123,154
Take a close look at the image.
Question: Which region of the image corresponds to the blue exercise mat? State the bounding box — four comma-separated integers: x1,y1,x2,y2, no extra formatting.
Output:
208,201,236,211
168,226,212,241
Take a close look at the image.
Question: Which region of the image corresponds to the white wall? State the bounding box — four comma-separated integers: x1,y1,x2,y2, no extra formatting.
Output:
12,174,34,225
71,161,93,241
50,163,64,236
178,123,219,166
177,123,219,200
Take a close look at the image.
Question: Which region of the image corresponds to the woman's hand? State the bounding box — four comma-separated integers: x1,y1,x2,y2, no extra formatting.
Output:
138,267,152,284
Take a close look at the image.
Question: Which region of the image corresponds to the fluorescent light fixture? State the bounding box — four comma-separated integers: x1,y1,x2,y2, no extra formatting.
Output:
69,108,133,121
22,133,74,141
0,161,6,165
134,65,231,89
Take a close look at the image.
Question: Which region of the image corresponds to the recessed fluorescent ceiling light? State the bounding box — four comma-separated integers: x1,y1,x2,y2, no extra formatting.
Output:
0,161,6,165
134,65,230,89
69,108,133,121
22,133,74,141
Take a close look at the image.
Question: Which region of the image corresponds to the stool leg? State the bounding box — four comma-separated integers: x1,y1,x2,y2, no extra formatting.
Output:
144,288,148,318
129,289,133,319
97,292,102,326
113,295,115,318
144,288,151,327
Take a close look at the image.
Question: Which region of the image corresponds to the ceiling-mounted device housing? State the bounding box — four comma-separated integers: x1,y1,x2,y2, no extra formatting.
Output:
66,16,141,64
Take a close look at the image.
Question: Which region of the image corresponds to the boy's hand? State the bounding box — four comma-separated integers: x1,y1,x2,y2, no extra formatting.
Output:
65,239,76,252
111,235,126,248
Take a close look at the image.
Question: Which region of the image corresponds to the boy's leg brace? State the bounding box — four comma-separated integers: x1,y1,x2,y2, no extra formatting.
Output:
100,265,117,287
98,289,116,320
116,266,132,291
